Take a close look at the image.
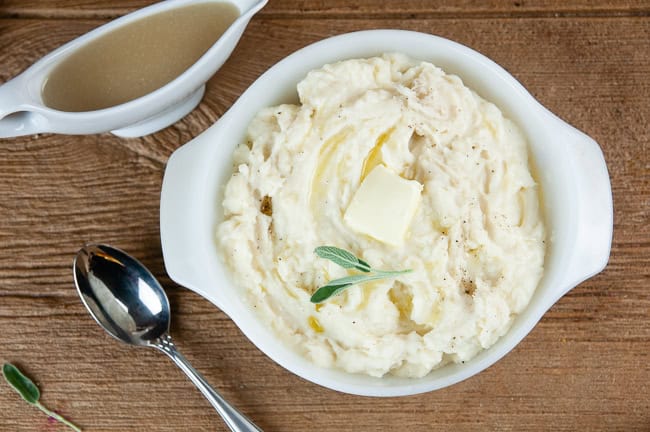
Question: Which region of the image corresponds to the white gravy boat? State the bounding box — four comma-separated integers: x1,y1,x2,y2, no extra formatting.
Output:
0,0,267,138
159,30,613,396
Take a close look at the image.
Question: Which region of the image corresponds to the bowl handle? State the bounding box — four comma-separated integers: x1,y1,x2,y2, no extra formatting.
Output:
555,121,613,295
160,125,229,311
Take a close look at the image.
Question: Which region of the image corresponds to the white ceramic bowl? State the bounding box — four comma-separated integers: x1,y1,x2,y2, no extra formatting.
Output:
160,30,613,396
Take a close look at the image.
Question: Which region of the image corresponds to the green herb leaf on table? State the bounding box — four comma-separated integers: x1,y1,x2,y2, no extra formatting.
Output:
2,363,40,404
2,363,82,432
311,246,412,303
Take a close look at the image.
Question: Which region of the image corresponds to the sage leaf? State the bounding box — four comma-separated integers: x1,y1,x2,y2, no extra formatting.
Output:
2,363,40,404
319,273,401,288
312,246,412,303
357,258,371,270
310,283,352,303
2,363,82,432
314,246,371,272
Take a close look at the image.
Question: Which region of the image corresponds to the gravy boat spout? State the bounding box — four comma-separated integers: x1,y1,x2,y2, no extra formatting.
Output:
0,0,267,139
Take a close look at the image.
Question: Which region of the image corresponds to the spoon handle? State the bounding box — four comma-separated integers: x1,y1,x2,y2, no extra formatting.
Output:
153,334,263,432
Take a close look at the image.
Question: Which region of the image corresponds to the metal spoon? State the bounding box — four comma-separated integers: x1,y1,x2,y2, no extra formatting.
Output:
73,244,262,432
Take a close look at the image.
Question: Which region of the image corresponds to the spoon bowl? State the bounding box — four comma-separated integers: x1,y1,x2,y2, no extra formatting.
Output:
73,244,262,432
74,244,169,347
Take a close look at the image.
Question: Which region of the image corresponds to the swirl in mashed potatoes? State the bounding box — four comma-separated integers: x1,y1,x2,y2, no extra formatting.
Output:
216,53,545,378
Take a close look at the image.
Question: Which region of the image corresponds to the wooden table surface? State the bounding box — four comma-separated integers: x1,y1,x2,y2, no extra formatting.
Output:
1,1,649,431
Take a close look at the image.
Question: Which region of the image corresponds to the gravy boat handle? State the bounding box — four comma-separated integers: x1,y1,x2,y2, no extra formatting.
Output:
554,117,613,296
0,80,46,138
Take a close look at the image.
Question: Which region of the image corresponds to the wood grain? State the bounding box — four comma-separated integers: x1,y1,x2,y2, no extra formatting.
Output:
1,0,649,19
1,4,649,432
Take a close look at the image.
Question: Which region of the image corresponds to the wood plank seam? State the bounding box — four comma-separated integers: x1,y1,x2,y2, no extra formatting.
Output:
1,7,650,20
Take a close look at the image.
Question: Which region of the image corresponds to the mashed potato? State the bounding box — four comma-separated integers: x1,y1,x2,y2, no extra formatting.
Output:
216,54,545,378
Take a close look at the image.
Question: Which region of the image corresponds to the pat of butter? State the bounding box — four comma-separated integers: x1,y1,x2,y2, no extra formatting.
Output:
344,165,423,246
